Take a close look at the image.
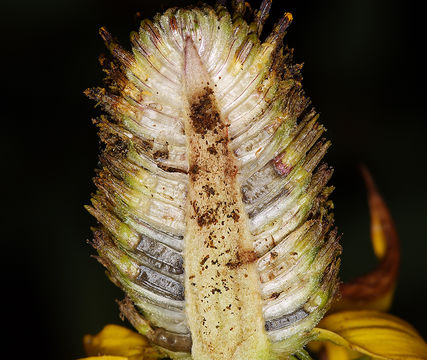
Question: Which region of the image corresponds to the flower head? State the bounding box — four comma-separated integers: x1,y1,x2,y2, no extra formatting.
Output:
82,1,427,359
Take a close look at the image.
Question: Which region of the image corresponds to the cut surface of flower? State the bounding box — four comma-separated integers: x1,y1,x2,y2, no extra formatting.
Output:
86,1,341,358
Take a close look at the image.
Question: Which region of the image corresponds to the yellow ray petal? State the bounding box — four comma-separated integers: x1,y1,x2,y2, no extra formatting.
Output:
82,324,162,360
333,166,399,312
313,310,427,360
323,342,351,360
308,340,362,359
78,357,128,360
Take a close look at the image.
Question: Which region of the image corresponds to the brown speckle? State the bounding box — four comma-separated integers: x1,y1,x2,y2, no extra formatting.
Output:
202,184,216,197
226,249,257,269
189,164,200,180
230,209,240,222
207,145,217,155
153,149,169,160
200,255,210,266
197,208,218,227
189,87,221,135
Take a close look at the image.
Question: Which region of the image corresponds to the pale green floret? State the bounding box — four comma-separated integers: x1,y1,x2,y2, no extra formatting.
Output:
117,222,139,248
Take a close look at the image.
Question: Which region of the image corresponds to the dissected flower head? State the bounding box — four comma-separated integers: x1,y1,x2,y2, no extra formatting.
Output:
86,1,345,358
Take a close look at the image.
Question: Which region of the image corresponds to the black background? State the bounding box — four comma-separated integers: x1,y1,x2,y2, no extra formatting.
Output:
1,0,426,359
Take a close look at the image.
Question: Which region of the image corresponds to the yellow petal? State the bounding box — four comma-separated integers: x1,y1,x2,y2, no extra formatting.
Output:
83,324,161,360
77,357,129,360
323,342,351,360
333,166,399,312
313,310,427,360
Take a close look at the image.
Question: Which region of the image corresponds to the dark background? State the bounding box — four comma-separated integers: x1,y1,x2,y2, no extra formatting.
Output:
1,0,426,359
